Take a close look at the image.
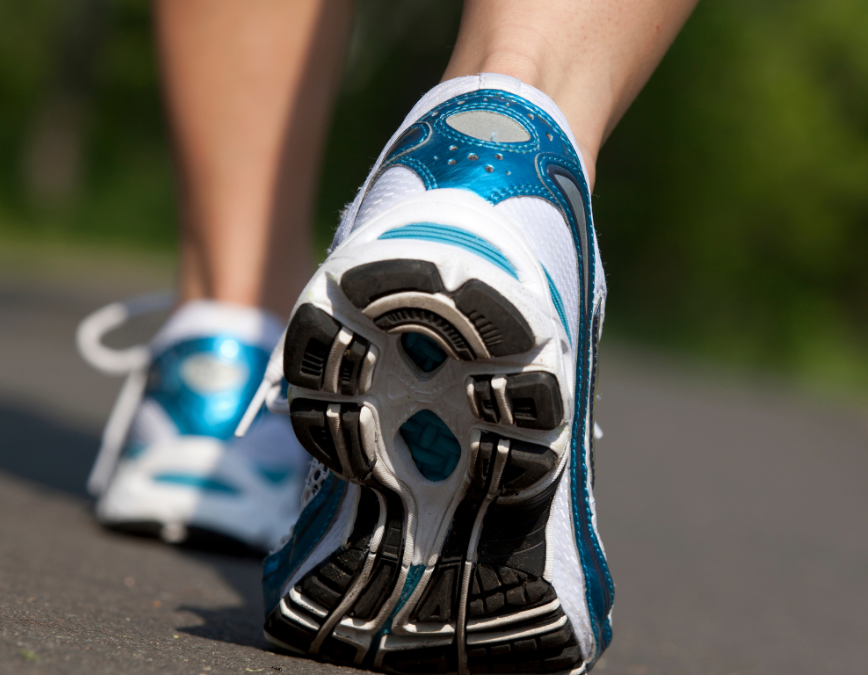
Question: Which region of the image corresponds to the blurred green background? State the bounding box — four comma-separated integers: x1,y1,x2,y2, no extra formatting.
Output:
2,0,867,390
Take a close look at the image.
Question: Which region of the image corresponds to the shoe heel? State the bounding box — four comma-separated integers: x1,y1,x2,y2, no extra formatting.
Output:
268,252,583,674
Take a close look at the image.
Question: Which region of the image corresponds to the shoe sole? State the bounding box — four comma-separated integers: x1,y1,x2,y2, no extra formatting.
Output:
95,433,301,554
266,237,585,674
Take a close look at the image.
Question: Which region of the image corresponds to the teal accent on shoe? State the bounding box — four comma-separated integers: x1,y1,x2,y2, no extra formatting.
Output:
376,564,425,639
543,266,572,346
257,466,293,485
122,441,147,460
152,472,239,495
379,223,518,279
401,332,447,372
399,410,461,482
262,474,346,616
148,336,270,441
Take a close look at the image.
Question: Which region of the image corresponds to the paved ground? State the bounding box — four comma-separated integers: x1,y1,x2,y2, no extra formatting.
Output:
1,246,866,675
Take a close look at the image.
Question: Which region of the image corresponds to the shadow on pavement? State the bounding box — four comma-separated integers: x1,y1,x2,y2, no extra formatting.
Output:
0,396,270,652
0,398,98,498
175,550,268,649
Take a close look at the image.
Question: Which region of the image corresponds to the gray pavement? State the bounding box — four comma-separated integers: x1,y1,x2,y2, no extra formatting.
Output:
1,246,866,674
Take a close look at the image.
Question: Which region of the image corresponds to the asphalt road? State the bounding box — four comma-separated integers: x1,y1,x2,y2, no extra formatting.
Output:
1,246,866,674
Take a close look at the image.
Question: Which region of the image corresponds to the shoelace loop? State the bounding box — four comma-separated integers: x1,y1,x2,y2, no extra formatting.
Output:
76,292,173,496
76,292,175,375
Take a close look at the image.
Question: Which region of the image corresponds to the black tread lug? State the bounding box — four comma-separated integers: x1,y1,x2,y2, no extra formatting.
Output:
472,377,500,423
351,560,396,619
542,645,584,671
339,404,375,478
265,607,316,654
380,493,405,559
467,563,556,619
466,606,583,674
505,372,563,430
340,259,444,308
484,593,505,614
478,510,549,575
537,623,578,652
374,308,475,360
285,486,381,641
340,337,369,395
467,638,582,674
474,433,501,490
348,487,380,547
334,547,365,572
469,474,561,616
453,280,534,357
382,645,455,674
477,432,556,495
299,575,341,609
413,564,458,623
320,563,354,591
443,498,485,561
487,545,550,578
477,566,501,593
289,399,341,473
319,636,359,665
513,638,537,654
501,440,556,494
284,304,341,390
350,491,404,620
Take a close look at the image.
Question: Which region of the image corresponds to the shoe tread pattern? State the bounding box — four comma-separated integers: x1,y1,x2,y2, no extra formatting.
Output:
340,260,533,361
268,258,584,674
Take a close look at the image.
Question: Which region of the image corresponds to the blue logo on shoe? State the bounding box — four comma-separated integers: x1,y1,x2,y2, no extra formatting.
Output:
146,336,270,440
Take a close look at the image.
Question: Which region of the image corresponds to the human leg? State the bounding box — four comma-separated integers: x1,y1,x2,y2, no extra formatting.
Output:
444,0,698,188
156,0,354,317
79,0,356,553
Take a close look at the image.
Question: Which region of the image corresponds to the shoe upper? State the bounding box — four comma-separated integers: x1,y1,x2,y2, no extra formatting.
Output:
264,74,614,664
81,299,310,552
144,333,270,441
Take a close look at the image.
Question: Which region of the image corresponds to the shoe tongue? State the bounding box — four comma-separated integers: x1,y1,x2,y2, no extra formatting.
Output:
150,300,284,355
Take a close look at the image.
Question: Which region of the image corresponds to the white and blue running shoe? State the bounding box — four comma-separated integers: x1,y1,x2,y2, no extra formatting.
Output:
246,75,614,673
78,298,310,554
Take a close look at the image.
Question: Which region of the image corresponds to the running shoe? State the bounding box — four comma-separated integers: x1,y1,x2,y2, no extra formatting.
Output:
248,74,614,672
78,298,310,554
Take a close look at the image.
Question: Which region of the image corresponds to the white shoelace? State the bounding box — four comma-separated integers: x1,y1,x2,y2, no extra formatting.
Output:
76,292,174,496
234,329,291,437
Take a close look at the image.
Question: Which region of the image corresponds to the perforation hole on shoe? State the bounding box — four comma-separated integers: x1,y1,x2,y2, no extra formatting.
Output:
400,332,448,373
398,410,461,482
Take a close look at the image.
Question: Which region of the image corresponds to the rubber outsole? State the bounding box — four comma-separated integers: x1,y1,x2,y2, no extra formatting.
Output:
269,257,583,674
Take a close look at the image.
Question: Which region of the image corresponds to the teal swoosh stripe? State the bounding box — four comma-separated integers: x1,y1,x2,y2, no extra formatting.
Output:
152,472,239,495
379,223,518,279
257,466,293,484
544,266,572,346
377,563,425,637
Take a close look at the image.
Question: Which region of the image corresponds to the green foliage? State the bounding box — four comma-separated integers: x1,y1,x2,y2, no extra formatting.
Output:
596,0,868,385
1,0,866,386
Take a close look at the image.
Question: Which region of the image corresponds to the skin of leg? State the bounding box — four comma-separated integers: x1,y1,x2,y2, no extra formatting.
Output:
444,0,699,189
155,0,354,318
